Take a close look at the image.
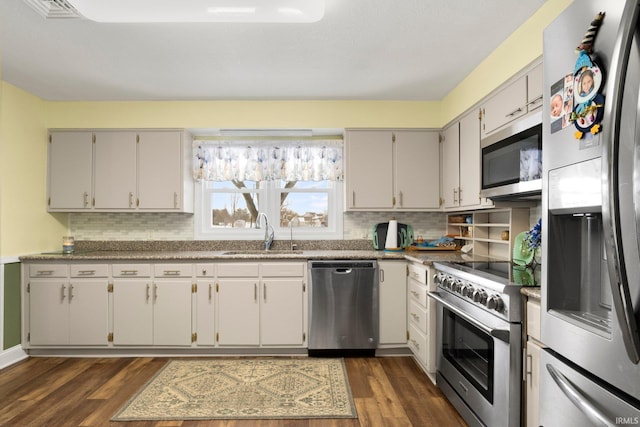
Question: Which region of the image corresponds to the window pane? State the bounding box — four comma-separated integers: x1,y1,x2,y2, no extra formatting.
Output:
210,192,259,228
280,192,328,227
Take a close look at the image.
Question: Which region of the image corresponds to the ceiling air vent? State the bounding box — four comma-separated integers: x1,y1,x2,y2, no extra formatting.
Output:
22,0,83,19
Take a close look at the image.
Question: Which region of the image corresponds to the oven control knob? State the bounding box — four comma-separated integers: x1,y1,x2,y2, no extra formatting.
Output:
486,295,504,312
472,289,487,304
433,273,442,285
461,285,474,298
445,276,456,289
453,280,464,293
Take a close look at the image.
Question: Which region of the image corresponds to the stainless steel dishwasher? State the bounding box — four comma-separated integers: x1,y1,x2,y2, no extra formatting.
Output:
308,260,379,356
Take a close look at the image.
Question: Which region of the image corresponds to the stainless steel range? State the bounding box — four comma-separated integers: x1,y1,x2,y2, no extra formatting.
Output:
428,261,527,427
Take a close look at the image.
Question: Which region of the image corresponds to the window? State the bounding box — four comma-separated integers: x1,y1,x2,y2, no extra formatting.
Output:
193,138,343,240
195,180,343,240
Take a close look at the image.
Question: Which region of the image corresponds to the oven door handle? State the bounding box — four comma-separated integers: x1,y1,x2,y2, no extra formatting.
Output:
428,291,510,344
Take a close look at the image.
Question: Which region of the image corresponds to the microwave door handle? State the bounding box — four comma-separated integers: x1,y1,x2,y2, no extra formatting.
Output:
601,0,640,364
546,363,615,427
428,291,510,343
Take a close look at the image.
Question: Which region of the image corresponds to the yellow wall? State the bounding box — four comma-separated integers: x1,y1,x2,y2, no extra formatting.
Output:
441,0,572,123
45,100,442,129
0,83,67,257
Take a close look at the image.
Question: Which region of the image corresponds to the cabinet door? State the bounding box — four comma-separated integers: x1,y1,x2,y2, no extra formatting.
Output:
216,279,260,346
525,339,542,427
395,131,440,209
93,131,137,209
526,63,543,112
345,130,393,209
138,131,182,210
68,279,109,345
196,279,216,346
29,280,69,345
48,132,93,210
458,110,483,208
260,278,304,346
378,260,407,345
481,75,527,137
153,281,192,346
441,123,460,208
112,279,153,345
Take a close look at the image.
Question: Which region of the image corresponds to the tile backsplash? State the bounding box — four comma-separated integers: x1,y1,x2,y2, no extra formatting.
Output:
69,211,447,241
69,205,540,241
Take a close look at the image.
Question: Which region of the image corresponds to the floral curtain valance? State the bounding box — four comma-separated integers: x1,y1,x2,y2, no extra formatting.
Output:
193,139,343,182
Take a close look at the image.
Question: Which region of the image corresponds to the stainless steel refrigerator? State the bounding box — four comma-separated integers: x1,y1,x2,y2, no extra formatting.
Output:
541,0,640,425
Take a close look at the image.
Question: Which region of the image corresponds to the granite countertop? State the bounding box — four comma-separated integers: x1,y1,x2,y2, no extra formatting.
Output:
521,287,541,300
20,249,473,264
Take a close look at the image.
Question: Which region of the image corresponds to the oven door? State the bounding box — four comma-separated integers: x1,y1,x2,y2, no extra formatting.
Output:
429,291,521,427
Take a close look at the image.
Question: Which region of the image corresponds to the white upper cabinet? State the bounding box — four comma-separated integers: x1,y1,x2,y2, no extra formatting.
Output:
94,131,137,209
345,130,394,209
47,131,93,210
346,129,439,211
48,129,194,212
395,131,440,209
138,131,192,211
442,110,493,210
481,61,543,139
440,122,460,209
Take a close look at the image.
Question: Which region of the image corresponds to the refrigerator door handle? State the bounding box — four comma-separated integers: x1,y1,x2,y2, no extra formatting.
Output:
601,0,640,364
546,363,615,427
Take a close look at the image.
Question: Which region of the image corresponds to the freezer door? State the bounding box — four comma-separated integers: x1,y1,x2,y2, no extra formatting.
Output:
540,349,640,427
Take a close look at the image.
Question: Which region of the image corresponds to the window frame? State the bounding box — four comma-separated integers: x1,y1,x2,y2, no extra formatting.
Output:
194,180,343,240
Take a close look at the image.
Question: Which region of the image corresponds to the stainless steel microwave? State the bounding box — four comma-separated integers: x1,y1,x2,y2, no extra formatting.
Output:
480,111,542,200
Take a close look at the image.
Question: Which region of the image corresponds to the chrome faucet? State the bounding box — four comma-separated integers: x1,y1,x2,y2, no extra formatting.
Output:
256,212,275,250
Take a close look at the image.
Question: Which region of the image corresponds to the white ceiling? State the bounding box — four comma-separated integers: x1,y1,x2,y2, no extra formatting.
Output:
0,0,547,101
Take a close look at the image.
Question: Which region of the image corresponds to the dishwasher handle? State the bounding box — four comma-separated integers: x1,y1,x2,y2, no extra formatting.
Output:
335,268,353,274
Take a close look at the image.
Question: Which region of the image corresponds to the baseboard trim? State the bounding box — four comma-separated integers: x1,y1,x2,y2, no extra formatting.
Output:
0,345,28,370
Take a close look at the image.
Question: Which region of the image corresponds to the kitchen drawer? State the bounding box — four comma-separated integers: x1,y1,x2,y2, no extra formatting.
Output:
527,299,541,342
153,263,193,278
29,264,68,278
195,263,216,277
408,263,428,286
70,264,109,278
408,277,428,308
408,299,428,335
217,263,260,277
408,322,428,366
261,262,305,277
112,264,151,277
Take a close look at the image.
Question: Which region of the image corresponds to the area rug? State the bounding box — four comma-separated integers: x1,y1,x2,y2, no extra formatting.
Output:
111,358,357,421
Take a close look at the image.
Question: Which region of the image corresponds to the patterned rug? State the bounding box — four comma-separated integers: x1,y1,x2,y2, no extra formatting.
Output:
111,358,357,421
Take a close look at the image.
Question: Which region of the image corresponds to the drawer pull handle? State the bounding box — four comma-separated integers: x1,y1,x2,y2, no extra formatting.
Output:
77,270,96,275
411,313,420,321
410,339,420,349
120,270,139,276
36,270,54,276
163,270,181,276
410,290,420,298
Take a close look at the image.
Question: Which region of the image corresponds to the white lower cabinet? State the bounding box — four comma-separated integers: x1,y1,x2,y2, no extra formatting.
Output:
215,262,306,347
407,262,436,378
111,263,193,346
378,260,407,346
216,279,261,346
260,278,305,346
28,265,109,346
24,260,308,351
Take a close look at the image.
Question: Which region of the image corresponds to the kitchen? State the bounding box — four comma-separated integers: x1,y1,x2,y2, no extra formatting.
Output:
2,0,637,426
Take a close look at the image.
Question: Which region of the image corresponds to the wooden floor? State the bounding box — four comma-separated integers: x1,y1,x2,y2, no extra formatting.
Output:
0,356,468,427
